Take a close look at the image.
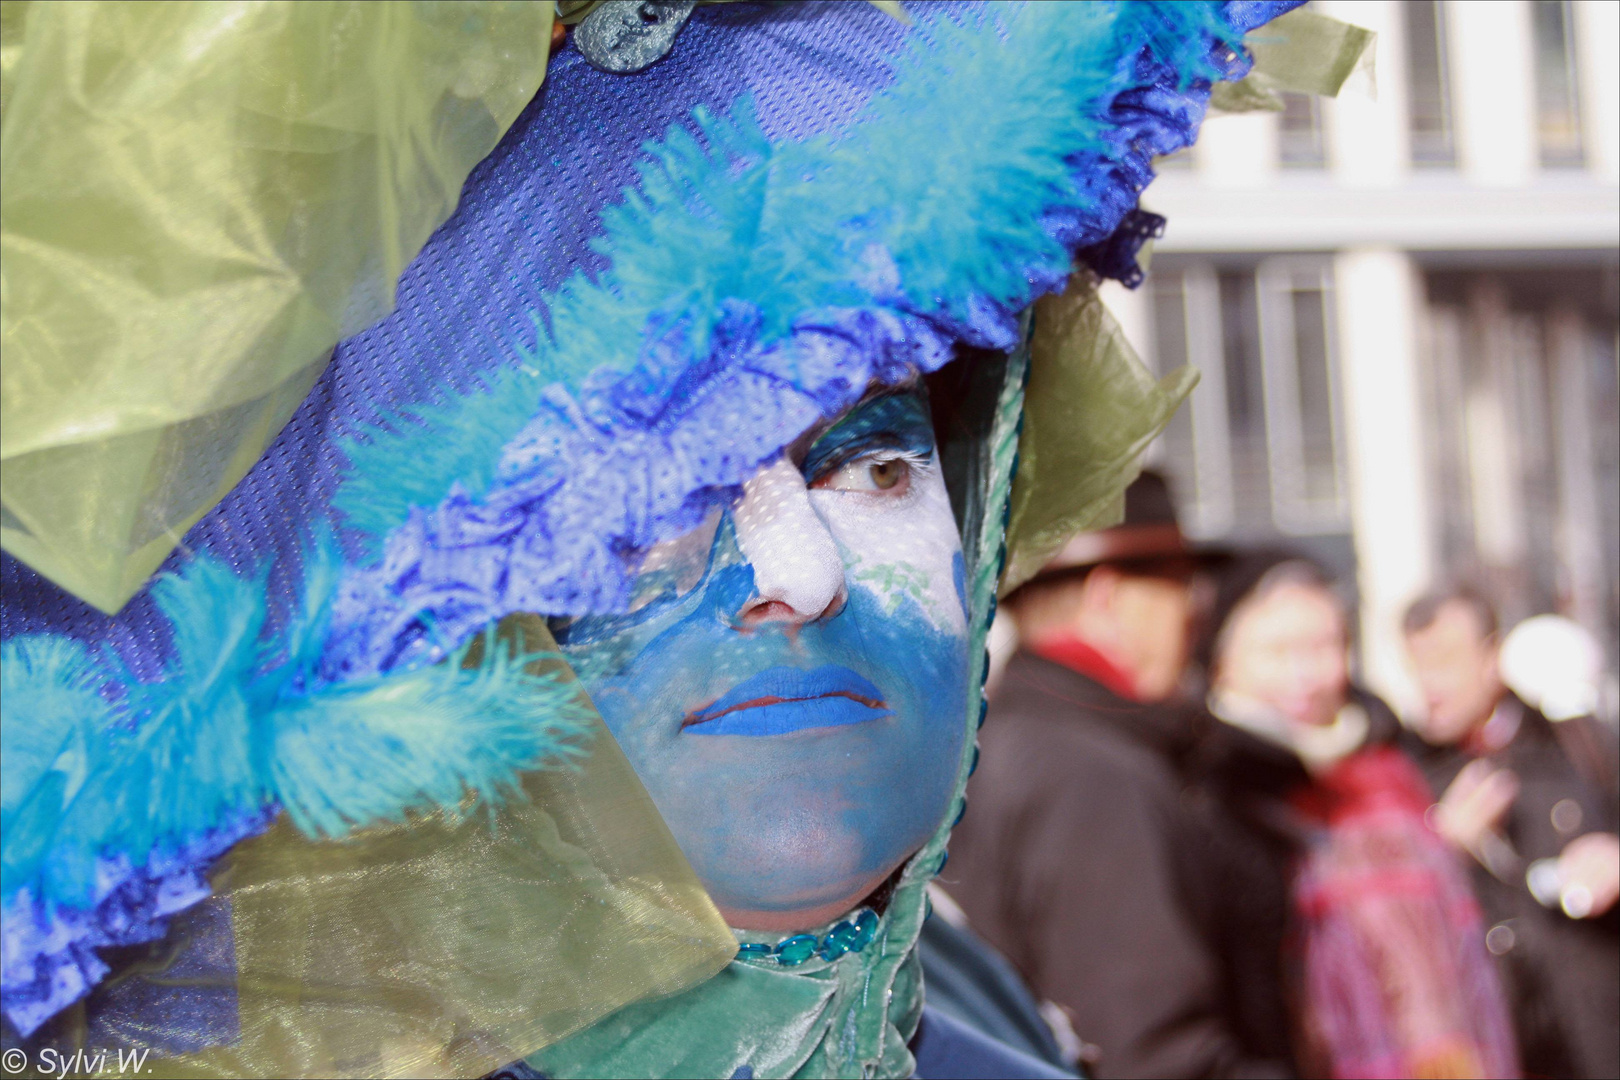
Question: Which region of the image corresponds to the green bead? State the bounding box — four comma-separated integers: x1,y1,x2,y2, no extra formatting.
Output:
819,921,858,961
774,934,818,966
849,909,879,952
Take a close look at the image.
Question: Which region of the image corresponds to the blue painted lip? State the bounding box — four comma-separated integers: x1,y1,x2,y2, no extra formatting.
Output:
682,665,893,736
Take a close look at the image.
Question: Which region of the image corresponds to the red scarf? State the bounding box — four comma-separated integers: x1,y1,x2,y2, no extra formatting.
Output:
1289,745,1518,1078
1029,635,1139,701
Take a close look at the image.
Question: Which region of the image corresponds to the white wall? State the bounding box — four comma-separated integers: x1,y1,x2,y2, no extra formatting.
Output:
1153,0,1618,253
1446,0,1536,187
1195,111,1280,188
1334,249,1430,715
1319,0,1407,187
1574,1,1620,183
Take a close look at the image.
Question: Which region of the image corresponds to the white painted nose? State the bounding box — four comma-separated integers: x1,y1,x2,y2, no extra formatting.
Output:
731,457,846,627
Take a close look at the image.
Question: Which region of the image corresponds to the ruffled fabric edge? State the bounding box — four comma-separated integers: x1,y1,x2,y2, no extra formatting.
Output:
1,807,273,1037
326,292,966,678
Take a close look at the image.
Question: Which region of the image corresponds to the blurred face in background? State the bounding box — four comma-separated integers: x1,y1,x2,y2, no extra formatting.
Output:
1014,563,1192,702
1214,580,1348,728
1404,601,1504,746
1105,570,1192,701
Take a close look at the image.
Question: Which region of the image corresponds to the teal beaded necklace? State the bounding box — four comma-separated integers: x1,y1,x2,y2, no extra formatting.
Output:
735,908,880,967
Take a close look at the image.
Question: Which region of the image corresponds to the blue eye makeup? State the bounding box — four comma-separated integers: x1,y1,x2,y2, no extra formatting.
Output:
800,390,935,485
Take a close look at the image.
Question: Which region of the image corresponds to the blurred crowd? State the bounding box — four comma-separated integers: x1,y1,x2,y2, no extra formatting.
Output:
926,472,1619,1080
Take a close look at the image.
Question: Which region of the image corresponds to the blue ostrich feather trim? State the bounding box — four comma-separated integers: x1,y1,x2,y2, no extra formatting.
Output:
323,0,1284,679
0,546,594,1033
325,295,960,677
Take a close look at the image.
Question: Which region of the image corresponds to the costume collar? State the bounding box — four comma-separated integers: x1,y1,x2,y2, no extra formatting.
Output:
531,894,928,1079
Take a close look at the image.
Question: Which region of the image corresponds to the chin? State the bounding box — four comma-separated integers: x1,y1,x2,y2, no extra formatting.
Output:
715,865,899,932
673,794,927,931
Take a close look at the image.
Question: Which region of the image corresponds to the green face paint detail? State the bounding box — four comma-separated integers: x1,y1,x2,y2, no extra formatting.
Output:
850,557,935,618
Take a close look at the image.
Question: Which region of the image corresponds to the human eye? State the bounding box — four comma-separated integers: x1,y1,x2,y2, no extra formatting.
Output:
800,389,935,496
809,449,924,495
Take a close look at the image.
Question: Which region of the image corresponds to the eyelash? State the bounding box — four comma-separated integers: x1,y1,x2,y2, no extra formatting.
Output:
810,448,931,495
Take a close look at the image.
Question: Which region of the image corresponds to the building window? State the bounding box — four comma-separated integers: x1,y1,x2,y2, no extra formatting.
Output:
1533,0,1584,168
1217,268,1271,528
1404,0,1455,168
1275,0,1326,170
1145,258,1348,540
1149,267,1230,536
1419,266,1620,656
1256,260,1348,532
1278,92,1326,169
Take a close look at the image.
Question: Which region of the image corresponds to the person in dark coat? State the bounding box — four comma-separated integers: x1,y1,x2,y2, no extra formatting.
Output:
1403,587,1620,1080
946,474,1285,1079
1188,553,1516,1080
917,886,1078,1074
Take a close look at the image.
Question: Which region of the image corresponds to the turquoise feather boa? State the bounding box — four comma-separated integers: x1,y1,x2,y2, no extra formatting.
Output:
1,541,592,910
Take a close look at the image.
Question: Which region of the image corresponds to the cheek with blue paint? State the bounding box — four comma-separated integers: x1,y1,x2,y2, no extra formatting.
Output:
554,391,969,930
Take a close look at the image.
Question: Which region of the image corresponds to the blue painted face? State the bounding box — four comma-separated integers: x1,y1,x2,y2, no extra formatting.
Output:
555,389,970,930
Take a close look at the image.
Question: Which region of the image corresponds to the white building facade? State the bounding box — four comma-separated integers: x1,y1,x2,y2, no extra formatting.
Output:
1104,0,1620,716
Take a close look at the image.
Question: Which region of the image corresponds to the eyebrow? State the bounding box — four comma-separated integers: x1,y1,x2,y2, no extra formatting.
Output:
785,377,925,465
798,390,933,480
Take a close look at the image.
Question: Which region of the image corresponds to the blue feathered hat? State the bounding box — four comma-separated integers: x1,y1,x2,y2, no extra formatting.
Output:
1,0,1304,1047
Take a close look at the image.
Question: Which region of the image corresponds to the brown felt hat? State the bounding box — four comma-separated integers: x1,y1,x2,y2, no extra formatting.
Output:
1028,470,1213,584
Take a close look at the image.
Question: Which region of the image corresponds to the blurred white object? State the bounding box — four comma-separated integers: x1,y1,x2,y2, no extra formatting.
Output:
984,608,1021,702
1499,615,1602,721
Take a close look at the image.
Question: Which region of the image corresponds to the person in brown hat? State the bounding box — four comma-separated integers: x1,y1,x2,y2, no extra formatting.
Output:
943,472,1289,1079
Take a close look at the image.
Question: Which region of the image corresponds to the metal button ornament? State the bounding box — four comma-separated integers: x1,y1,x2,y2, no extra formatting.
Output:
574,0,697,74
1551,798,1583,835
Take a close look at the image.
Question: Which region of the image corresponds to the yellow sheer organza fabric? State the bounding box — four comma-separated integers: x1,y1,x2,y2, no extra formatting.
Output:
78,616,735,1079
1001,272,1198,594
0,1,553,613
1210,7,1376,113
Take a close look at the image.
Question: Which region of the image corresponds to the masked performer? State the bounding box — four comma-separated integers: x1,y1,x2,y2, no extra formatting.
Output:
1,2,1329,1076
